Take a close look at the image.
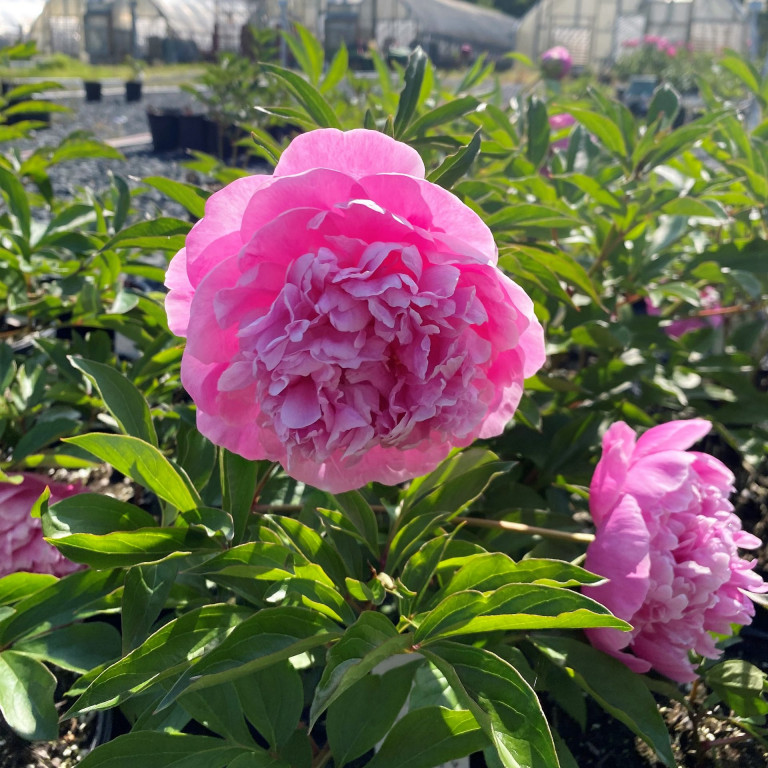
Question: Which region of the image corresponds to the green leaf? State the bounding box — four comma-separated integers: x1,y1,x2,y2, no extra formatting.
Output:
414,584,630,643
13,417,79,462
122,560,180,653
289,24,325,85
101,217,191,252
321,43,348,94
77,732,252,768
158,607,340,708
489,204,580,231
142,177,210,220
400,534,454,612
705,659,768,718
436,555,603,598
427,130,482,189
178,681,256,746
269,516,348,587
14,622,120,673
221,451,266,546
236,663,304,748
65,434,201,513
567,107,627,159
526,97,550,169
424,642,558,768
0,569,123,646
0,573,57,605
365,707,486,768
646,83,680,127
332,491,380,556
43,493,156,537
262,63,341,129
0,650,58,741
327,660,417,767
269,577,357,625
75,356,157,445
534,636,675,767
68,604,249,715
406,95,479,137
394,47,428,138
0,166,31,240
48,526,221,569
310,611,412,726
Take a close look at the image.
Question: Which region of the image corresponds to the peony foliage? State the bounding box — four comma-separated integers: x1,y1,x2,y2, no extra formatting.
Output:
1,34,767,768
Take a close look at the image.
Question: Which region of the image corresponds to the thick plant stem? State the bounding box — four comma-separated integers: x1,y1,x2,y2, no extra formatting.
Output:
456,516,595,543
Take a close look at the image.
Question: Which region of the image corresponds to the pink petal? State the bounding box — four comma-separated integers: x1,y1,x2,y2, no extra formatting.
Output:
633,418,711,458
274,128,426,179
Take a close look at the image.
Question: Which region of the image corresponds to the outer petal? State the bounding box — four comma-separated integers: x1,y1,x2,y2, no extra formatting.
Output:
274,128,426,179
584,494,651,623
185,174,273,286
632,418,711,459
165,248,194,337
589,422,636,524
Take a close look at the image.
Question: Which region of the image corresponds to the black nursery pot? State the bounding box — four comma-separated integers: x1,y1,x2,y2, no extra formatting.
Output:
125,80,142,102
147,108,180,153
83,80,102,102
178,112,207,152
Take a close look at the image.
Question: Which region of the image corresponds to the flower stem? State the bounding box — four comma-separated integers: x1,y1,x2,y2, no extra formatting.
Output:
455,516,595,543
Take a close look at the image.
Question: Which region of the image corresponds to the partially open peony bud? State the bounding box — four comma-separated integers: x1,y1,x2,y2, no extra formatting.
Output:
540,46,572,80
584,419,766,682
0,473,84,577
165,128,545,493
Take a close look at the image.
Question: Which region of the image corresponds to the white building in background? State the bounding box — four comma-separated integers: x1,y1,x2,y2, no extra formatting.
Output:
516,0,749,71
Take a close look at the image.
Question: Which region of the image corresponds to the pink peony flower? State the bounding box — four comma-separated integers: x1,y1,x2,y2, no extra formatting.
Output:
584,419,766,683
540,46,572,80
165,128,545,493
623,38,640,48
0,473,84,577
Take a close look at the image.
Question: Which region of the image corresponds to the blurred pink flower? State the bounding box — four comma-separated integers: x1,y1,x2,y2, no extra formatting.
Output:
623,38,640,48
646,286,723,339
549,113,575,150
165,128,546,493
541,46,572,79
665,44,678,57
643,34,660,46
0,473,83,578
584,420,766,682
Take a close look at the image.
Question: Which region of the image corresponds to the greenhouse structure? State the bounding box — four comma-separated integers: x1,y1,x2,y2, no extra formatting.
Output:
516,0,749,71
3,0,250,63
3,0,518,67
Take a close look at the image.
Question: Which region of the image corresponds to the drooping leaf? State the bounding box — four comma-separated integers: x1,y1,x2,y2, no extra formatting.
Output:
364,707,486,768
0,651,58,741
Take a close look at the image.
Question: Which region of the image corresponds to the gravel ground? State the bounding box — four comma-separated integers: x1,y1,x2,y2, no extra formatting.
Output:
13,88,266,219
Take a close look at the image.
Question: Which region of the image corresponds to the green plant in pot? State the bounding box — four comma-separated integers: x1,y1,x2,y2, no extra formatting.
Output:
124,55,143,103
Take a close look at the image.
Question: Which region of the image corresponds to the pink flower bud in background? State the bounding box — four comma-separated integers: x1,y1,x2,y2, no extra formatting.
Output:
584,420,766,683
665,44,678,57
0,473,84,577
646,286,723,339
540,46,572,80
548,112,576,150
165,128,546,493
623,38,640,48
